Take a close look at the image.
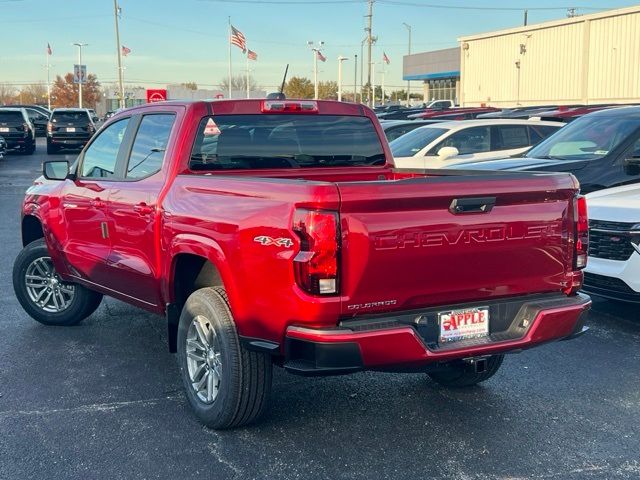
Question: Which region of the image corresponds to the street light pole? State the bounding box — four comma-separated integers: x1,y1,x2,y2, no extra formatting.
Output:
403,22,412,107
113,0,125,109
72,42,88,108
337,56,348,102
354,54,358,102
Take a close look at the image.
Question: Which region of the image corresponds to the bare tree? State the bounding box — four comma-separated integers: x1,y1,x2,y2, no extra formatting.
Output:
0,84,17,105
219,75,259,94
20,83,47,105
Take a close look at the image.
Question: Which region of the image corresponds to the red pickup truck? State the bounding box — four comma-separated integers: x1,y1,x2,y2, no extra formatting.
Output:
13,99,591,429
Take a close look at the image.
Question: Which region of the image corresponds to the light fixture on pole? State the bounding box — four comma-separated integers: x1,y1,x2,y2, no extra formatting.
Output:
403,22,412,107
307,41,324,100
337,56,348,102
72,42,88,108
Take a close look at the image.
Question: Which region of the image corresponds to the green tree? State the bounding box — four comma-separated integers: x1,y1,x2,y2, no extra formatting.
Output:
284,76,314,99
318,81,338,100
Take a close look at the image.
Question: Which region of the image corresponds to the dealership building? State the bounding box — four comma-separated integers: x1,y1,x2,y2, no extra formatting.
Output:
404,5,640,107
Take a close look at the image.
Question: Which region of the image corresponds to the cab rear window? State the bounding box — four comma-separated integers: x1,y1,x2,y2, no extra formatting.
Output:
189,115,385,170
52,112,90,123
0,111,24,123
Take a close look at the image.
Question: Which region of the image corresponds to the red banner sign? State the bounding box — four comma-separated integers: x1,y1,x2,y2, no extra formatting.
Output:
146,89,167,103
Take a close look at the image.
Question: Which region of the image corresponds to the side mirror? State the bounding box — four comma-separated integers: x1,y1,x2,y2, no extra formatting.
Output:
624,156,640,175
43,160,70,181
437,146,459,161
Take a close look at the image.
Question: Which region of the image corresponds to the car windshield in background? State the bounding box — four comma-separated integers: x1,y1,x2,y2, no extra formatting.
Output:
526,115,640,160
0,112,24,122
389,126,448,157
52,112,89,123
190,114,385,170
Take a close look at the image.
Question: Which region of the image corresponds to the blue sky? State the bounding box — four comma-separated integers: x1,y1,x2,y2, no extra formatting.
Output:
1,0,637,92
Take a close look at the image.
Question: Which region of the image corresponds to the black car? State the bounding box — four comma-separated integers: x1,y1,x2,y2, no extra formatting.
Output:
0,108,36,154
47,108,96,154
446,107,640,193
9,104,51,117
1,106,50,137
381,119,445,142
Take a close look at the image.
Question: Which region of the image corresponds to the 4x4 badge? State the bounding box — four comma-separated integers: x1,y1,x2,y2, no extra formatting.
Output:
254,236,293,248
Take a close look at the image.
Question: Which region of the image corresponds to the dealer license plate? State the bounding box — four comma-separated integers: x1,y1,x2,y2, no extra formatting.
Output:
66,127,76,132
439,307,489,343
0,127,9,132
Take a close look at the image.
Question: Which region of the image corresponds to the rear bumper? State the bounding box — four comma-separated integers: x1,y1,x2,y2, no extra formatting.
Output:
283,293,591,375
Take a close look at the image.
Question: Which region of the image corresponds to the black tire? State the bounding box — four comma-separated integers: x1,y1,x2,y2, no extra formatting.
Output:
12,239,103,326
46,141,58,155
24,142,36,155
428,355,504,388
177,287,272,429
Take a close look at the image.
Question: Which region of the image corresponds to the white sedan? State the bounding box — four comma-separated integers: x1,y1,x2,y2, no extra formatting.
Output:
582,183,640,303
390,119,562,169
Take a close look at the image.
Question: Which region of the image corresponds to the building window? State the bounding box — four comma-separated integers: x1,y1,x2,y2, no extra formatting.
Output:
427,78,456,102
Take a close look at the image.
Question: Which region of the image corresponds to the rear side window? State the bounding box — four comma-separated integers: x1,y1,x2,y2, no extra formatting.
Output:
435,126,491,155
0,111,24,123
52,111,90,124
126,114,175,179
189,114,385,170
528,125,560,145
492,125,530,150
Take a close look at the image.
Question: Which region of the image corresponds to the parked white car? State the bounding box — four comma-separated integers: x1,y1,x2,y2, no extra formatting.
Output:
582,183,640,302
390,119,562,169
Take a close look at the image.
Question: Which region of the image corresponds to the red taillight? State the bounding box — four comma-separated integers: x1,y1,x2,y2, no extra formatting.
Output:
22,123,29,135
47,122,53,134
293,209,339,295
574,195,588,270
261,100,318,113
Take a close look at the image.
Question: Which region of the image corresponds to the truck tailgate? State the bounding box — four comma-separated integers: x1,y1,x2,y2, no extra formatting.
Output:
337,173,576,316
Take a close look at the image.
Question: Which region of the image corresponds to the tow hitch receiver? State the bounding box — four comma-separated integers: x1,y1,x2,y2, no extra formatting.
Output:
463,356,489,374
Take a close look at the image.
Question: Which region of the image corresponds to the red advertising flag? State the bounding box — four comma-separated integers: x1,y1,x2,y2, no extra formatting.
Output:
122,45,131,57
317,50,326,62
146,89,167,103
383,52,390,64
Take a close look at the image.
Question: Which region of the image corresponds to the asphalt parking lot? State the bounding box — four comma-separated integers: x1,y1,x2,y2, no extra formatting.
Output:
0,139,639,480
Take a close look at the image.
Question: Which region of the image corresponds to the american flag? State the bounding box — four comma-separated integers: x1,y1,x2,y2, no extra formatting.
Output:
122,45,131,57
316,50,326,62
247,49,257,61
383,52,390,64
47,43,52,55
230,25,247,52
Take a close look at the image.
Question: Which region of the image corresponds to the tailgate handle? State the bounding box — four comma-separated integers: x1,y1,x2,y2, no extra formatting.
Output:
449,197,496,214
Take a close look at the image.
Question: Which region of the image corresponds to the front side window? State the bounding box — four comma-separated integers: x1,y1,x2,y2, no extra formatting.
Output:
190,114,385,170
436,126,491,155
126,114,175,179
81,118,129,178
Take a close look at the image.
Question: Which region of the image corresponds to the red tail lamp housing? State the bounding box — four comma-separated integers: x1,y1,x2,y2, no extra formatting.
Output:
293,209,339,295
574,195,588,270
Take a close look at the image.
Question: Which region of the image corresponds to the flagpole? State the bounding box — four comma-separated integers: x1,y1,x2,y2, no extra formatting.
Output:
228,17,232,99
246,52,249,99
46,48,51,110
381,65,385,105
371,62,375,107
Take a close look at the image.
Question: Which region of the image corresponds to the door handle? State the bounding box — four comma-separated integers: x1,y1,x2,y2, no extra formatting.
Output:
90,198,106,208
133,203,154,215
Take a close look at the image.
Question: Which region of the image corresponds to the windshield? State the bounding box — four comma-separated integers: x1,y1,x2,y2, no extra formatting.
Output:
389,126,448,157
526,114,640,160
190,114,386,170
52,112,90,123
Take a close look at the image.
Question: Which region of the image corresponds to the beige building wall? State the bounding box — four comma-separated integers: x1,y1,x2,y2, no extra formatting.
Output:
459,6,640,107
